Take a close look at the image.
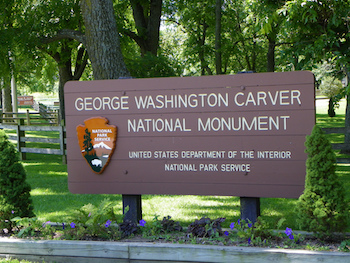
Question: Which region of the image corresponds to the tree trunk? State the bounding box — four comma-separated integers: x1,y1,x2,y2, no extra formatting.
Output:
342,72,350,154
49,41,88,123
342,95,350,154
129,0,162,56
198,22,212,75
267,36,275,72
147,0,162,56
2,81,12,119
215,0,222,75
57,65,72,124
80,0,130,79
328,97,336,117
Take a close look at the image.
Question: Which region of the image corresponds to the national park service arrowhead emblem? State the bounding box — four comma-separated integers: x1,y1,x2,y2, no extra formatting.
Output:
77,117,117,174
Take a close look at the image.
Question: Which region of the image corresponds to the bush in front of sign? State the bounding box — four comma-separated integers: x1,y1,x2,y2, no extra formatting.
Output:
0,130,35,230
296,125,349,239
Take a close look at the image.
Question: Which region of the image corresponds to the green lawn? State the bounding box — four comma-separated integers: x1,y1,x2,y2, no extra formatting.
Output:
10,99,350,231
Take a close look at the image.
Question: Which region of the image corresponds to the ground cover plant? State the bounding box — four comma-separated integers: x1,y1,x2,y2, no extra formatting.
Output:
0,100,350,252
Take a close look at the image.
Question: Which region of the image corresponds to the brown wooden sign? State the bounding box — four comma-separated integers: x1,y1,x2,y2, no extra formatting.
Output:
18,96,34,106
64,71,315,198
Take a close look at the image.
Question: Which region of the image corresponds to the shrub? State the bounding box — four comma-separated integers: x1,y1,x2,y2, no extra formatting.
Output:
0,130,34,229
140,215,183,237
187,217,225,238
296,125,349,239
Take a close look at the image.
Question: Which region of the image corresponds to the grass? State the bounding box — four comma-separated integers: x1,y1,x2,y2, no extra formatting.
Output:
6,99,350,231
24,152,301,229
0,260,33,263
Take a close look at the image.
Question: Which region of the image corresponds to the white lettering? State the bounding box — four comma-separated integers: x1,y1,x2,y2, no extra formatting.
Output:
198,116,290,132
74,96,129,111
257,151,292,159
134,93,229,109
165,163,197,171
221,163,251,172
127,118,191,132
234,90,301,107
75,98,84,111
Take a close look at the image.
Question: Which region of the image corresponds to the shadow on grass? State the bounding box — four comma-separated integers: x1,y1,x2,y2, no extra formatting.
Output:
21,149,350,231
316,114,345,128
30,192,123,223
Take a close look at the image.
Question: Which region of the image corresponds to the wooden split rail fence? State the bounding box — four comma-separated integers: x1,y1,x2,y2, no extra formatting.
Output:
0,108,59,126
0,123,66,164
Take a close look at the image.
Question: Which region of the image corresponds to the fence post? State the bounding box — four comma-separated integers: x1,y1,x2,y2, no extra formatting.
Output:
26,109,31,125
15,119,26,160
59,125,66,164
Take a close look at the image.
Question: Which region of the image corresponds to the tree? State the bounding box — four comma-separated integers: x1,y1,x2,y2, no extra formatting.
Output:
164,0,270,75
313,62,344,117
83,128,93,153
79,0,130,79
281,0,350,151
215,0,222,74
319,77,343,117
0,0,21,114
255,0,287,72
126,0,163,57
26,0,89,122
163,0,216,75
23,0,130,121
218,0,268,73
297,125,348,239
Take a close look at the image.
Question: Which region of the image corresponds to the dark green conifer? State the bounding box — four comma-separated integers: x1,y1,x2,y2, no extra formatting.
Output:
297,125,348,239
0,130,34,228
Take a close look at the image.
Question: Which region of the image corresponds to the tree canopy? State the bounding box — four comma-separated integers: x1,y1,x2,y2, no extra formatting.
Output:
2,0,350,114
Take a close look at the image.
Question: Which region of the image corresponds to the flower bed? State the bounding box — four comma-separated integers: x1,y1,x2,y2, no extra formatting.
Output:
2,213,350,262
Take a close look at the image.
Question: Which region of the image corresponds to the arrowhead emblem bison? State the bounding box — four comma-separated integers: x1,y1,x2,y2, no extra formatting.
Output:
77,117,117,174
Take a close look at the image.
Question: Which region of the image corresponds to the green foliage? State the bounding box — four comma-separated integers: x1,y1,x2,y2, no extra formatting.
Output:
67,198,119,239
140,215,183,237
10,216,55,239
313,62,344,98
296,125,349,239
0,259,34,263
319,77,343,99
126,53,180,78
187,217,225,238
281,0,350,71
234,218,273,243
71,199,118,226
339,239,350,252
0,130,34,229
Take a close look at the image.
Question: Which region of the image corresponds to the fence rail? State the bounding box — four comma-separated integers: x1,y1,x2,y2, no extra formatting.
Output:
0,123,66,164
0,108,59,125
